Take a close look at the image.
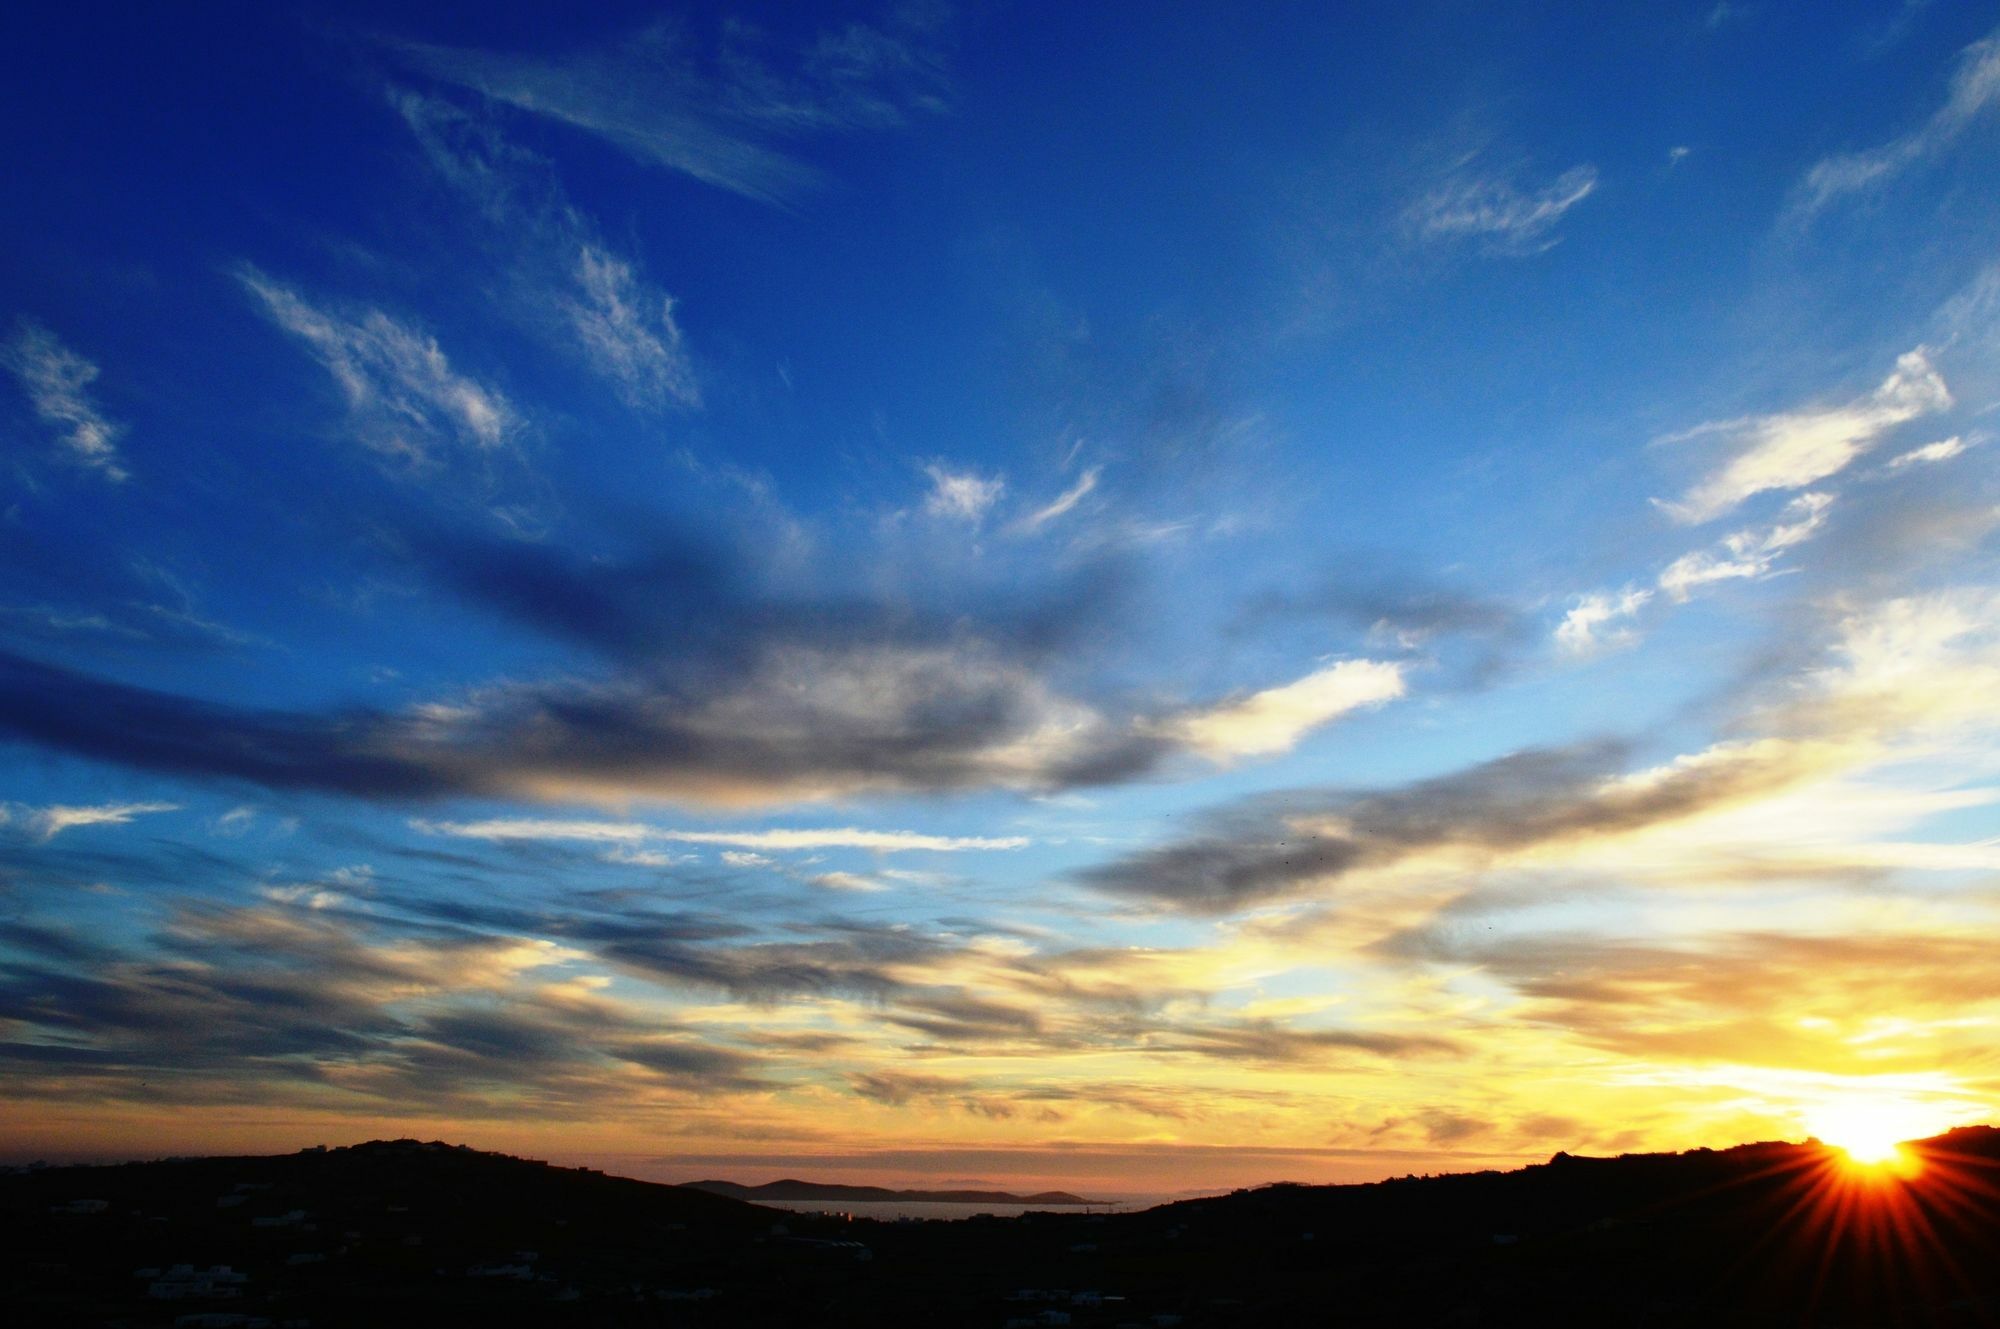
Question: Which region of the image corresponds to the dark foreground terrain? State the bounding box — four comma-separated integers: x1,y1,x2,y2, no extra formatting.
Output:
5,1128,1999,1327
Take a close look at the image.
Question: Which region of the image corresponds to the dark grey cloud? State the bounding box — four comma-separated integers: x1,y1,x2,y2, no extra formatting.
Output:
594,920,949,1003
1080,737,1822,912
0,902,772,1110
1150,1018,1461,1064
0,509,1186,806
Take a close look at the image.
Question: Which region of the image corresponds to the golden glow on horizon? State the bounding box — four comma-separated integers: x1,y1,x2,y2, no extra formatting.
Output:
1805,1099,1941,1170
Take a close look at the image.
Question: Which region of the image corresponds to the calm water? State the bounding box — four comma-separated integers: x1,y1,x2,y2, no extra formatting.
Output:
757,1197,1157,1222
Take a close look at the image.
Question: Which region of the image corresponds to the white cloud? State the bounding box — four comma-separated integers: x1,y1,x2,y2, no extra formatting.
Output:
1011,466,1101,534
412,817,648,843
664,827,1030,852
1657,491,1834,601
1797,29,2000,214
1412,163,1598,255
811,870,891,892
721,850,774,868
1555,588,1652,655
566,244,700,409
210,806,257,837
1657,348,1950,524
1,320,127,480
236,266,518,468
414,818,1028,853
1160,659,1407,760
1885,435,1970,470
923,463,1005,521
20,801,179,841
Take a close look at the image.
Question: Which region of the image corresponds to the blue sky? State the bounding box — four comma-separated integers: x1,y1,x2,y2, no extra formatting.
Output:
4,2,2000,1190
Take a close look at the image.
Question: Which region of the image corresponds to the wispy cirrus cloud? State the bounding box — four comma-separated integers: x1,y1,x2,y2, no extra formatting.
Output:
236,265,519,471
1795,26,2000,215
1,319,128,481
4,800,178,841
1884,434,1971,470
1657,491,1834,600
1410,160,1598,255
388,14,950,206
1010,466,1101,535
392,91,700,411
1654,347,1949,524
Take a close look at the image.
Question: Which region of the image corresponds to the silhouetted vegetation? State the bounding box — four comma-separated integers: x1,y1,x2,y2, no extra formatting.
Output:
6,1129,1999,1326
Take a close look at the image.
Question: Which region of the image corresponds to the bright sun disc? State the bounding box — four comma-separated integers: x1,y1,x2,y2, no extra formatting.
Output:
1805,1102,1926,1169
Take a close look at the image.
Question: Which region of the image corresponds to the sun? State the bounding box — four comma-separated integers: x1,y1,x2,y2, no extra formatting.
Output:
1804,1100,1928,1170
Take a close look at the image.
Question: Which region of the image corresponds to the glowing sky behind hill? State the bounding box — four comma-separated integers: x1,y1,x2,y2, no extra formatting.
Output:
3,2,1999,1193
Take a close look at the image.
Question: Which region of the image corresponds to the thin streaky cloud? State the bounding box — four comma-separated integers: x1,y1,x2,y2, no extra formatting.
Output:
415,819,1029,853
392,90,700,411
388,15,950,207
1657,492,1834,601
235,265,518,470
14,801,179,841
1157,659,1406,760
1411,162,1598,255
1655,347,1949,524
1885,435,1969,470
1796,27,2000,215
1011,466,1102,535
1,319,128,481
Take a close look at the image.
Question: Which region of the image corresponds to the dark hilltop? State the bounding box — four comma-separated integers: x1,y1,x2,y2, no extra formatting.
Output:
6,1128,2000,1327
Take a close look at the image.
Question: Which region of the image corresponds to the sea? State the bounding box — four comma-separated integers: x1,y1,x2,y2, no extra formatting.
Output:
756,1196,1161,1223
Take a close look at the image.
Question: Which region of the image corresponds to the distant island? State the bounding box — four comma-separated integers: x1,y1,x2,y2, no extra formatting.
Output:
685,1177,1098,1206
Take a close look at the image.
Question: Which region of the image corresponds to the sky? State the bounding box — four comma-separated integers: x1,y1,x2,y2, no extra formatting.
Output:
3,1,2000,1195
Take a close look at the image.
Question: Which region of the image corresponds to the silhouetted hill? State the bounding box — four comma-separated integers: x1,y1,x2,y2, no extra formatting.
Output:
687,1177,1096,1205
7,1129,2000,1326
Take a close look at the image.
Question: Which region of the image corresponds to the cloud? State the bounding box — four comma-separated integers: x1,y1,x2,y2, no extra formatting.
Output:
388,15,949,206
1390,926,2000,1075
1885,435,1970,470
1,319,127,481
922,463,1005,521
1152,1019,1461,1065
1411,162,1598,255
1554,587,1651,655
392,91,700,411
1011,466,1101,534
1079,737,1835,913
0,902,774,1111
812,871,890,893
1796,28,2000,214
415,818,1027,853
236,265,518,470
11,801,178,841
1156,659,1406,759
1656,491,1834,600
1656,348,1950,523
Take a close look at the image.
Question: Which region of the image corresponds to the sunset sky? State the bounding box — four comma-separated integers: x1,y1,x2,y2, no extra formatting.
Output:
4,2,2000,1195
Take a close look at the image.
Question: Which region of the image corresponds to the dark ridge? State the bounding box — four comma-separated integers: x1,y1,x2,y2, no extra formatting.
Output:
6,1129,1999,1326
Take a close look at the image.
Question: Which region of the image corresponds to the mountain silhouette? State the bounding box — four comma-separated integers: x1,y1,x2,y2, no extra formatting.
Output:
6,1129,1998,1325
